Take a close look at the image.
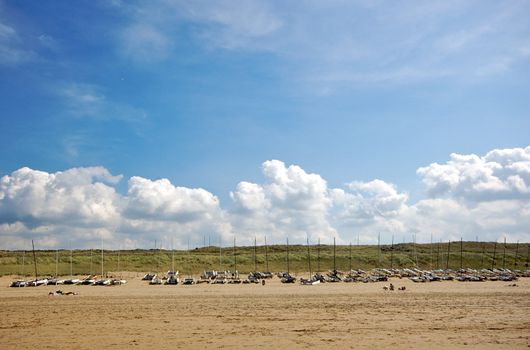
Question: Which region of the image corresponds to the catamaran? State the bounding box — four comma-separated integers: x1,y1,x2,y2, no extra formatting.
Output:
280,238,296,283
325,237,342,282
165,270,180,284
165,239,180,285
300,237,320,285
182,237,195,284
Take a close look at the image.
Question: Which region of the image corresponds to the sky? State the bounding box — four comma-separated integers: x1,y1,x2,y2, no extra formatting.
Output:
0,0,529,249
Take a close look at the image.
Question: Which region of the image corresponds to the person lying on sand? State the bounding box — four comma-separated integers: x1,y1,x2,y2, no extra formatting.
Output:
48,290,78,296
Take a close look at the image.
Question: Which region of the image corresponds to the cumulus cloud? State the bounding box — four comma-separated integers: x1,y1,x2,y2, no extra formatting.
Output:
346,179,408,217
0,167,228,249
417,146,530,201
125,176,221,222
330,181,409,243
0,166,121,228
1,146,529,249
230,160,335,243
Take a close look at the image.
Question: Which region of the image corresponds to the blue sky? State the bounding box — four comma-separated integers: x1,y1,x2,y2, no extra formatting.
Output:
1,1,529,248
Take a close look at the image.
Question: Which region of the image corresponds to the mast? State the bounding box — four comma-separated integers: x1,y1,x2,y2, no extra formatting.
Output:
253,236,257,272
55,248,59,278
436,239,441,269
333,237,336,272
349,242,352,272
15,247,19,277
90,249,93,275
22,248,25,277
70,246,73,279
491,241,497,270
31,240,38,283
101,236,104,277
526,244,529,269
445,240,451,270
460,237,464,270
481,243,486,269
171,238,175,272
159,239,162,273
413,234,418,268
307,237,312,279
502,236,507,269
430,233,433,270
218,236,222,272
117,245,121,278
154,238,157,274
514,240,519,269
264,236,269,272
286,237,290,274
525,244,530,268
188,237,192,277
317,237,320,273
377,233,381,268
233,236,237,272
390,235,394,269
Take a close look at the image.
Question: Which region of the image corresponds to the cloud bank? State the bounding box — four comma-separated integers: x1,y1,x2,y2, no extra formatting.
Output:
1,146,529,249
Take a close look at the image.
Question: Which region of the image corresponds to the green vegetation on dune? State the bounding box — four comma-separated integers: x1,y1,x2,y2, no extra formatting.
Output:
0,242,529,277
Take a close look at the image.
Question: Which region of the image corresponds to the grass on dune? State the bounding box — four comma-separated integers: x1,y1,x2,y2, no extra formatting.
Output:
0,242,529,277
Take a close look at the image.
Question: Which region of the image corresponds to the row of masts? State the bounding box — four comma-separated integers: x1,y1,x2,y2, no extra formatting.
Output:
12,236,530,279
300,237,530,277
16,239,118,282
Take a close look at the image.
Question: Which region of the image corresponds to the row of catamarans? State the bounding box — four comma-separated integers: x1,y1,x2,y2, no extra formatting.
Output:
10,268,528,287
142,270,275,285
10,274,127,287
297,267,528,284
139,268,528,286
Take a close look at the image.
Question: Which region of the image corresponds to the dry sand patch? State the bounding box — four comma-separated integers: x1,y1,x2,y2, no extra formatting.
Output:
0,275,529,349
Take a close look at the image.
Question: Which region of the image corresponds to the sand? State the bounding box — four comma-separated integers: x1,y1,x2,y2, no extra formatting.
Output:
0,273,529,349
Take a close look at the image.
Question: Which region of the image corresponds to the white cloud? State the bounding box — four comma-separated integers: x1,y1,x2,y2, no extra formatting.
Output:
230,181,268,212
230,160,336,243
59,83,106,117
417,146,530,201
330,181,410,243
0,167,229,249
1,146,529,249
0,167,122,229
124,176,222,223
53,81,149,161
112,0,530,86
346,179,408,217
120,23,172,62
0,22,16,40
57,82,147,126
179,0,283,50
0,21,34,65
116,0,282,61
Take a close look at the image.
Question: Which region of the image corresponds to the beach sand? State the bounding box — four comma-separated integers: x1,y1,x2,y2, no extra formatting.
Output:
0,273,529,349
